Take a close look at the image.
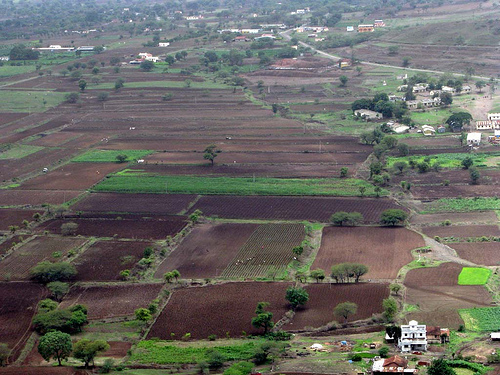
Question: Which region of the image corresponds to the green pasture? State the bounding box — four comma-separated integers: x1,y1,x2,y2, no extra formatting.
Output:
0,144,44,159
0,90,65,112
72,149,153,163
409,108,460,125
458,267,491,285
459,307,500,331
387,152,500,169
423,197,500,213
94,171,385,196
0,64,36,78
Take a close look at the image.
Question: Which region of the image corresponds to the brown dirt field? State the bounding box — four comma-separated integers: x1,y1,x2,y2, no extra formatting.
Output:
312,227,423,279
60,283,164,320
405,262,463,287
0,209,42,230
72,192,196,214
410,211,498,225
0,237,86,281
393,169,500,186
188,196,403,222
0,282,47,364
0,236,24,256
0,190,81,206
451,242,500,266
29,132,84,147
154,222,259,279
73,240,152,281
39,214,187,240
0,367,84,375
411,184,500,199
147,282,292,340
422,225,500,239
399,136,462,148
0,113,29,126
0,115,68,146
19,163,125,191
284,283,389,330
101,341,132,358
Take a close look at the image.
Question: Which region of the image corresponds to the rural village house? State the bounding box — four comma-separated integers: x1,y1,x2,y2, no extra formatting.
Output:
398,320,427,352
354,109,383,121
467,132,482,146
426,326,450,343
372,355,417,374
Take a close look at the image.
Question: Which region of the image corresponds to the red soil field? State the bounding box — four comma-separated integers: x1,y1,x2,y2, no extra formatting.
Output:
313,227,424,279
39,214,187,240
221,224,305,279
284,283,389,330
0,190,80,206
451,242,500,266
188,196,403,222
19,163,125,191
0,113,28,126
0,237,86,281
411,184,499,200
73,240,152,281
0,368,84,375
0,282,47,364
393,169,500,186
0,209,42,230
72,192,196,215
29,132,82,147
147,282,292,340
404,263,491,329
410,211,498,225
154,222,259,279
0,236,24,256
60,283,164,320
422,225,500,239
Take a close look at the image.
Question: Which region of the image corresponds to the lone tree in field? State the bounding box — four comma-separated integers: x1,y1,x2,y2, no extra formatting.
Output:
251,302,274,334
115,154,128,163
334,301,357,323
203,144,220,166
73,339,109,368
331,263,368,283
292,245,304,257
38,331,73,366
330,212,363,226
135,308,152,322
427,359,457,375
0,343,10,366
339,75,348,87
285,286,309,310
309,268,325,283
383,297,398,321
380,209,408,226
390,283,402,295
31,261,77,283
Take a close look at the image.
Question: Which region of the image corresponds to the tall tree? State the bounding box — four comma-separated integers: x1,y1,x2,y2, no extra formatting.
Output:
285,287,309,310
251,302,274,334
334,302,358,323
203,144,220,166
73,339,109,368
38,331,72,366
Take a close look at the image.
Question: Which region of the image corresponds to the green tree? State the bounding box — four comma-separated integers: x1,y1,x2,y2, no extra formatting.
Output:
33,305,87,334
383,297,398,321
114,77,125,90
461,156,474,169
475,80,486,93
309,269,325,283
340,167,348,178
38,331,72,366
339,75,348,87
446,112,472,131
402,57,411,67
440,92,453,106
334,301,358,323
65,92,80,103
38,298,58,312
285,287,309,309
390,283,402,295
171,269,181,282
135,308,152,321
251,302,274,334
97,92,109,101
31,261,77,283
0,343,10,366
469,167,480,184
330,212,363,226
203,144,220,166
164,271,174,283
73,339,109,368
115,154,128,163
393,161,408,174
378,346,389,358
206,349,225,369
78,79,87,92
47,281,69,301
427,359,457,375
380,209,408,226
292,246,303,257
140,60,155,71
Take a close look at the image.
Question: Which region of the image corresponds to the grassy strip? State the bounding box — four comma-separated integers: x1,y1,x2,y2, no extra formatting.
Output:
387,152,500,169
129,340,261,364
0,90,66,112
92,80,228,90
72,149,153,163
94,172,384,196
423,197,500,213
459,307,500,331
457,267,491,285
0,144,44,159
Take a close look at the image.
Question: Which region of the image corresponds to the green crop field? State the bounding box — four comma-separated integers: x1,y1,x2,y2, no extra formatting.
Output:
0,65,36,78
0,144,44,159
0,90,66,112
93,171,385,196
458,267,491,285
72,149,153,163
459,307,500,331
423,197,500,213
387,152,500,170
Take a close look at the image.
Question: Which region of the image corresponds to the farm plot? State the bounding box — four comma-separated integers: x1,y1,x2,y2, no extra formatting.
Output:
221,224,305,279
18,163,125,191
459,307,500,331
422,225,500,240
410,211,499,225
188,196,403,222
312,227,424,279
411,184,500,200
0,190,80,206
0,237,86,280
284,283,389,330
59,283,164,320
0,367,85,375
0,282,47,364
72,192,196,215
154,222,259,279
0,236,24,256
39,214,187,240
0,113,28,127
147,282,291,340
29,132,82,147
458,267,491,285
0,209,42,231
73,240,152,281
451,242,500,266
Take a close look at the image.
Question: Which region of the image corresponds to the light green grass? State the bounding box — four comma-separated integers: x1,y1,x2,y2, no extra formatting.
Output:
0,65,36,78
72,149,153,163
94,171,385,196
423,197,500,213
0,90,66,112
459,307,500,331
0,144,44,159
409,108,461,125
387,152,500,169
458,267,491,285
93,80,228,90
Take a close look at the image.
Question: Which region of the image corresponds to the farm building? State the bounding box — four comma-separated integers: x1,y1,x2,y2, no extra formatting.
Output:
358,24,374,32
491,332,500,341
442,86,455,94
372,355,417,374
462,85,472,93
437,125,446,133
488,113,500,121
346,26,354,32
158,42,170,47
374,20,386,27
476,120,500,130
422,125,436,136
467,132,482,146
233,36,250,42
398,320,428,352
406,100,419,110
426,326,450,343
354,109,383,120
388,95,404,102
339,59,352,68
412,84,428,93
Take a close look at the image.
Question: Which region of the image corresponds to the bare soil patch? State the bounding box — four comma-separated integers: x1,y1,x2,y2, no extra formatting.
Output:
0,190,80,206
0,113,29,126
422,225,500,239
313,227,423,279
0,209,42,230
29,132,82,147
451,242,500,266
0,367,84,375
410,211,498,225
0,236,24,256
411,184,500,200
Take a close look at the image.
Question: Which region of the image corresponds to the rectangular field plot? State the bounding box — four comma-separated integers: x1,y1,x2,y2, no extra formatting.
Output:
0,236,23,256
0,190,80,206
0,209,42,230
312,227,424,279
458,267,491,285
221,224,305,279
72,149,153,163
0,282,47,364
60,283,164,320
154,222,258,279
452,242,500,266
0,237,86,281
147,282,292,340
188,196,402,222
72,192,196,215
73,240,152,281
422,225,500,240
460,307,500,331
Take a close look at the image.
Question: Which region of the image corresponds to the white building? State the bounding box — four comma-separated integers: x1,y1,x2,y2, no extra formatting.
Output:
467,132,482,146
158,42,170,47
488,113,500,121
398,320,427,352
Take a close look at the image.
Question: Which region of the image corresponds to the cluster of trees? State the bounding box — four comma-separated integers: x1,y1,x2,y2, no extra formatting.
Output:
330,263,368,283
9,45,40,60
163,269,181,283
33,301,88,335
330,211,363,226
30,261,77,283
352,93,407,119
446,112,473,131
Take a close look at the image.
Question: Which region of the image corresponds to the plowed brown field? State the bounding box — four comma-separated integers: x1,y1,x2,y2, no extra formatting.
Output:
0,209,42,230
451,242,500,266
422,225,500,239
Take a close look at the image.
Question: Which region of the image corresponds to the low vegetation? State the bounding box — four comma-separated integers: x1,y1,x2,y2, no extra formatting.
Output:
457,267,491,285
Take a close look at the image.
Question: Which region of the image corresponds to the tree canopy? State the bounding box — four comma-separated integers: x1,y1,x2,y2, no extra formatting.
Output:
330,211,363,226
330,263,368,283
285,287,309,309
380,209,408,226
203,144,220,166
446,112,472,131
38,331,72,366
73,339,109,368
333,302,358,323
30,261,77,283
251,302,274,334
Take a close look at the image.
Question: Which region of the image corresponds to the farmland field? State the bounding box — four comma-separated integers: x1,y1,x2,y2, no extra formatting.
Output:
0,209,42,230
423,198,500,213
72,149,153,163
221,223,305,279
0,190,80,206
312,227,424,279
459,307,500,331
0,236,23,256
422,225,500,240
457,267,491,285
452,243,500,266
154,222,259,279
